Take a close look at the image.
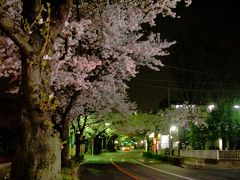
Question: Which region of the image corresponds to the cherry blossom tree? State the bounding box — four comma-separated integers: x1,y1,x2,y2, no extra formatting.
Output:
0,0,192,178
163,104,208,153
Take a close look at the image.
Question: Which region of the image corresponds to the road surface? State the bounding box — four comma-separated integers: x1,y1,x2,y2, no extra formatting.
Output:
78,150,240,180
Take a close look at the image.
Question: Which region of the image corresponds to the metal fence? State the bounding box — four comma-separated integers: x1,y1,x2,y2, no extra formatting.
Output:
219,150,240,159
180,150,240,160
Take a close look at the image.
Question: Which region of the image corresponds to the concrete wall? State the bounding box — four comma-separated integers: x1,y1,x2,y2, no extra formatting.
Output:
180,150,219,159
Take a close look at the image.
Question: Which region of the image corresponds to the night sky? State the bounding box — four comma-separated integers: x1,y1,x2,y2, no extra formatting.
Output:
128,0,240,112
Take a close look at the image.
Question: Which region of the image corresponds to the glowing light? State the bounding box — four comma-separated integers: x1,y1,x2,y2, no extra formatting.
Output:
208,104,215,112
149,132,154,138
234,105,240,109
170,126,177,132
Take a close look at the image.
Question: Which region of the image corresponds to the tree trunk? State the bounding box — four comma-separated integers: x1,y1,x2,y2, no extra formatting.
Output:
61,118,69,167
0,1,72,178
11,110,61,180
75,134,82,157
11,52,62,178
75,115,87,157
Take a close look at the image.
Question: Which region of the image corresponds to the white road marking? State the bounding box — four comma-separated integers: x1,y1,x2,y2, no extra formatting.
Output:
130,159,195,180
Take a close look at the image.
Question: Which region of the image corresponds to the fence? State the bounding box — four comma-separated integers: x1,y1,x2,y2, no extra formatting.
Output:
180,150,219,160
180,150,240,160
219,150,240,159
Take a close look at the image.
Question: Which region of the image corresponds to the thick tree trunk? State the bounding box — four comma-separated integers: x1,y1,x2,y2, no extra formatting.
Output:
11,51,62,179
1,1,72,178
11,110,61,180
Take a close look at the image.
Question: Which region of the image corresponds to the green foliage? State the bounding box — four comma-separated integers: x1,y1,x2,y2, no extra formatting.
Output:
61,168,79,180
41,118,54,129
187,98,240,150
202,99,238,149
40,27,47,37
21,3,50,34
60,155,83,180
116,112,164,136
71,154,84,164
188,123,208,150
39,92,58,112
21,17,31,33
41,60,49,68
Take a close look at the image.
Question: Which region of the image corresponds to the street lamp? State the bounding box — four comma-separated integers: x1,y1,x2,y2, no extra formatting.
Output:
169,125,177,157
234,105,240,109
207,104,215,112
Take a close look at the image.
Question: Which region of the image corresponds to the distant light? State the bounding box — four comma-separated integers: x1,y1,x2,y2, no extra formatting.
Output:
161,135,169,149
149,132,154,138
170,126,177,132
208,104,215,112
114,140,118,144
105,123,110,126
175,105,183,109
234,105,240,109
219,139,223,150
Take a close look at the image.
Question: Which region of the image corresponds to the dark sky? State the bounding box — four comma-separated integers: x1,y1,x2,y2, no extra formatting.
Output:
128,0,240,112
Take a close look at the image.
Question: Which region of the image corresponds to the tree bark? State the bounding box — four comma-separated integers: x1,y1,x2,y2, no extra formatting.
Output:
12,110,61,180
61,118,70,167
1,1,72,178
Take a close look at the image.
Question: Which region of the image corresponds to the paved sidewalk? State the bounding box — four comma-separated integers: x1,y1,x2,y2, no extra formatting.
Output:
183,158,240,169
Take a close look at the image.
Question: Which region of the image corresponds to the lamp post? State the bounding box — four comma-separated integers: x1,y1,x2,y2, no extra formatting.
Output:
169,126,177,157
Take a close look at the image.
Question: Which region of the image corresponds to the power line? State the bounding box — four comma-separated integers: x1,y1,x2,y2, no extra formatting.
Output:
132,78,240,87
128,83,240,93
164,65,222,77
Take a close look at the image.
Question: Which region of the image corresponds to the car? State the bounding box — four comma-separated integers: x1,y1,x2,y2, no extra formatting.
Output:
121,146,133,151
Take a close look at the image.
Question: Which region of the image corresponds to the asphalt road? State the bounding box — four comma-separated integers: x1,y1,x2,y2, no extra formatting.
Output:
78,150,240,180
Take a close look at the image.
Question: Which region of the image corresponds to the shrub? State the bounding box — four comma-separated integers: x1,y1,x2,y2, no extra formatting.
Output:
60,154,84,179
143,151,184,166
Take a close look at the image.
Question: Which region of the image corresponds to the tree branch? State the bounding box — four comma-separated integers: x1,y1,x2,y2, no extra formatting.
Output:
0,7,33,55
49,0,73,38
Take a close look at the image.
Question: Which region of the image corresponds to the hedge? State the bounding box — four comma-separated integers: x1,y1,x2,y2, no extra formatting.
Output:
142,151,184,166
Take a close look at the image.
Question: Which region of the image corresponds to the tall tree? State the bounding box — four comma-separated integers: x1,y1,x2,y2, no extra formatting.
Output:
163,104,208,152
0,0,192,178
208,99,240,150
